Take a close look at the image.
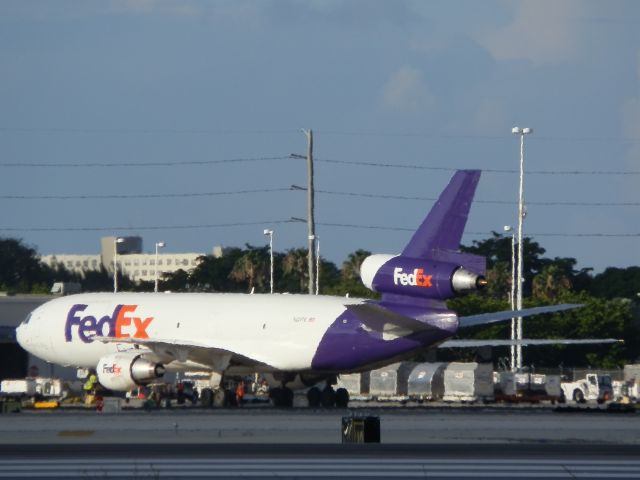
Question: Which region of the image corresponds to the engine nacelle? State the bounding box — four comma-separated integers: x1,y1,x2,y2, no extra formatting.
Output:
360,254,486,300
96,352,165,391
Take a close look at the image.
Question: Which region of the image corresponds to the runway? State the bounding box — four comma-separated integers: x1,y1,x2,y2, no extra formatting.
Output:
1,444,639,478
2,408,640,478
3,406,640,444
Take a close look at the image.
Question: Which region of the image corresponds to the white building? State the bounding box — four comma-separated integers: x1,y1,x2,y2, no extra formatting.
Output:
117,252,203,282
39,237,223,284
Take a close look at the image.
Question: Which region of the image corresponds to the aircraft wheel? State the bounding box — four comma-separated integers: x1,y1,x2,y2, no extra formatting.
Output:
270,387,284,407
573,389,585,404
321,386,336,408
200,388,213,408
335,388,349,408
283,387,294,407
225,389,237,407
307,387,322,408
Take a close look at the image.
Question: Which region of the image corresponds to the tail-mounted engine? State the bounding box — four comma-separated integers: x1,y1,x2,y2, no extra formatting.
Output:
96,351,165,391
360,254,486,300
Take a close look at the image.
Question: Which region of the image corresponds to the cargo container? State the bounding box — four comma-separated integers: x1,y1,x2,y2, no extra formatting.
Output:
495,372,561,402
369,362,416,400
442,363,493,402
1,379,36,397
336,372,370,397
407,363,446,401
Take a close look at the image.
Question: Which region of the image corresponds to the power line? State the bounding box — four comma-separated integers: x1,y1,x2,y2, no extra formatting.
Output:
0,220,293,233
0,127,298,135
1,219,636,237
0,155,292,168
316,222,639,237
0,188,291,200
7,126,640,143
0,153,636,175
315,158,640,175
0,185,635,207
314,189,639,207
315,129,640,143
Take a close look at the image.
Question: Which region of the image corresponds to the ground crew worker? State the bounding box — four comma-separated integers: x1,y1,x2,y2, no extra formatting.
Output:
83,372,97,404
235,381,245,406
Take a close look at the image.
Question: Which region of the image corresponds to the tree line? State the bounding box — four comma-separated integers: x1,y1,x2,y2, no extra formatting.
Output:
1,235,638,368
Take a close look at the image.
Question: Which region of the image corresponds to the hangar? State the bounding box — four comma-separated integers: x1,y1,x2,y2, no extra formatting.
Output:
0,294,75,381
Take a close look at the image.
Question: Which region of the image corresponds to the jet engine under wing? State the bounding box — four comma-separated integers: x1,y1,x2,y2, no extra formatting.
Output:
93,336,270,371
439,338,623,348
458,304,583,329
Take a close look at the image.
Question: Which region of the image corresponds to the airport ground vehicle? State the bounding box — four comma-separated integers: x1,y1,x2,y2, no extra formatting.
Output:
561,373,613,404
0,377,65,402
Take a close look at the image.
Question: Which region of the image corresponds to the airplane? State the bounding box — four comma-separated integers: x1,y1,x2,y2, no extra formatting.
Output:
15,170,618,408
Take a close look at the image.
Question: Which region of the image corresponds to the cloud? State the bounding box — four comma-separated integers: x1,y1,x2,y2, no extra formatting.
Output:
382,66,434,113
478,0,586,65
472,98,507,135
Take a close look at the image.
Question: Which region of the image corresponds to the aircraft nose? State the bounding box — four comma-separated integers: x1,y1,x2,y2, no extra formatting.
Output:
15,323,27,348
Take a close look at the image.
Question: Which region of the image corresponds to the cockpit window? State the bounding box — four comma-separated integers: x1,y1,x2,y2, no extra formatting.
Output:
23,313,32,325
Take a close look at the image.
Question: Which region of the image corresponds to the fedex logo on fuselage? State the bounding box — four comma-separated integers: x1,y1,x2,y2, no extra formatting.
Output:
65,304,153,343
393,267,433,288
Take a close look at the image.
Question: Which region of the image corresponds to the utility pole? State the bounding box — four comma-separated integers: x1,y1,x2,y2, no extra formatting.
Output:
304,129,315,295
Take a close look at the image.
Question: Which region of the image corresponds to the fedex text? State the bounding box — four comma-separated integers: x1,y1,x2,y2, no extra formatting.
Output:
102,364,122,375
393,267,433,288
65,304,153,343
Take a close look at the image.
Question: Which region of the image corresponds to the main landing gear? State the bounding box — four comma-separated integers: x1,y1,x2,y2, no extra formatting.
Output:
270,385,349,408
305,385,350,408
199,387,237,408
269,386,294,408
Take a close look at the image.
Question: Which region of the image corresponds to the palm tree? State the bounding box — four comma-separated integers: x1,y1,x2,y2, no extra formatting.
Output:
282,248,309,293
228,245,270,292
532,264,572,300
340,249,371,282
485,261,511,300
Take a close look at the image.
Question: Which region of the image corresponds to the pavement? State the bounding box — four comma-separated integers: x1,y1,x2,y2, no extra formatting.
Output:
3,407,640,478
2,406,640,445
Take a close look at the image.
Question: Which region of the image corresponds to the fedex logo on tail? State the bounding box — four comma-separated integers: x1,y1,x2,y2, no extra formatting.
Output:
393,267,433,288
65,304,153,343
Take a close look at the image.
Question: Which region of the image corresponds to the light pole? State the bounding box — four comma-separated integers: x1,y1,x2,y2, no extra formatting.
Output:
511,126,533,370
315,236,320,295
263,229,274,294
154,241,165,293
113,237,125,293
504,225,516,371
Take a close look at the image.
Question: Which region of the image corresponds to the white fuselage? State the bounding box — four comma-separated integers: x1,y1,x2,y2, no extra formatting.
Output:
16,292,365,373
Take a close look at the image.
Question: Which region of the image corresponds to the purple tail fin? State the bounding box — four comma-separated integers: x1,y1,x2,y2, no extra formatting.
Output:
401,170,481,259
360,170,486,305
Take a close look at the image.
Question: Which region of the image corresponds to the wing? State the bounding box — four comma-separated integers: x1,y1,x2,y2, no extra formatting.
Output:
458,304,583,328
93,336,270,371
439,338,623,348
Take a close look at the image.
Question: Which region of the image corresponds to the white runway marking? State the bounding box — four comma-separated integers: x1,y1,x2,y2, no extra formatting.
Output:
1,458,640,478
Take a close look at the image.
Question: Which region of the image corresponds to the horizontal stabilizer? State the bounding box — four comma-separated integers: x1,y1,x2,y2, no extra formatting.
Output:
459,304,583,329
439,338,623,348
345,304,437,338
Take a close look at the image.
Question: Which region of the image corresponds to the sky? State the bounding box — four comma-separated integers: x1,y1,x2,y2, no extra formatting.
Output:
0,0,639,274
